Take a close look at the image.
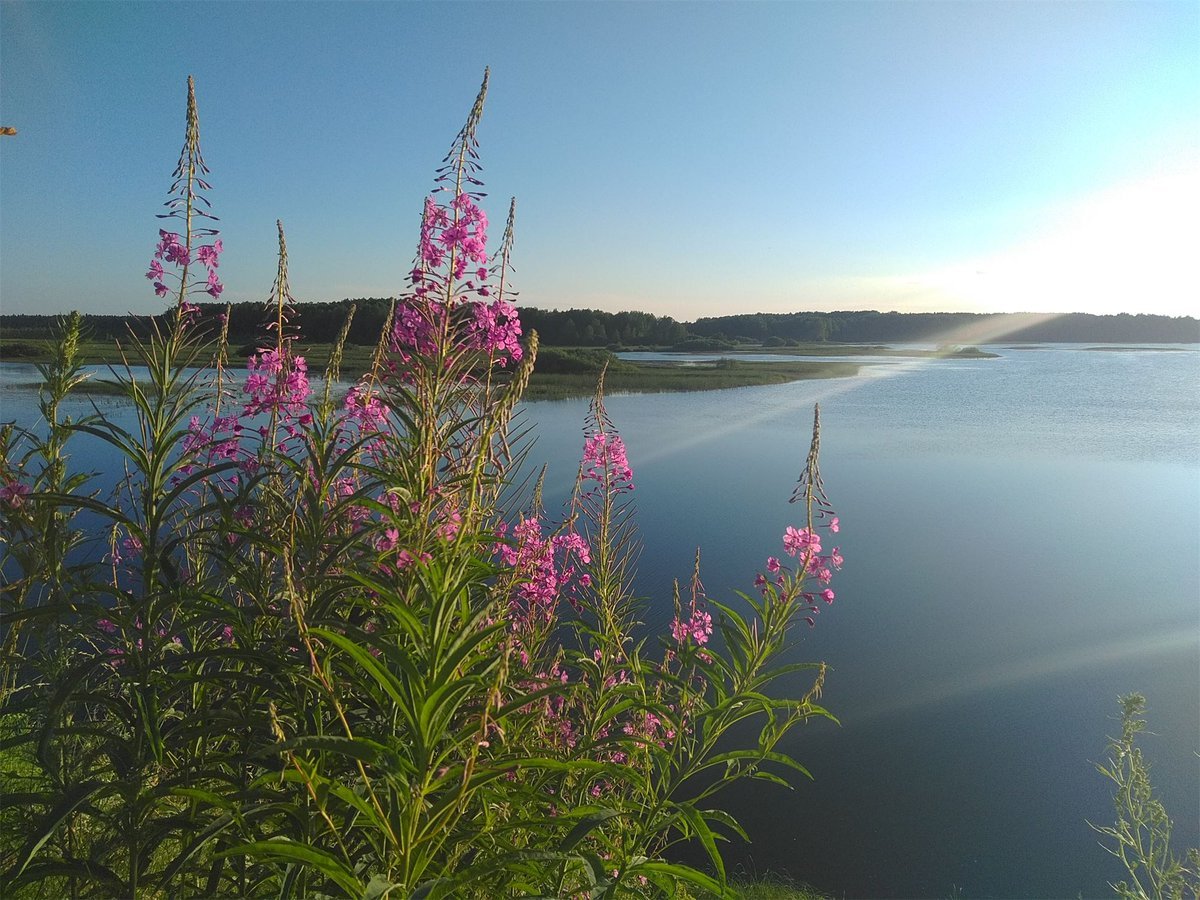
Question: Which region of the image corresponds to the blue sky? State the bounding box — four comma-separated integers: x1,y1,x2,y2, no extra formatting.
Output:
2,1,1197,320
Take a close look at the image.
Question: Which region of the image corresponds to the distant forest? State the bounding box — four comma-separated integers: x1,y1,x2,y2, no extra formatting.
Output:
2,300,1197,347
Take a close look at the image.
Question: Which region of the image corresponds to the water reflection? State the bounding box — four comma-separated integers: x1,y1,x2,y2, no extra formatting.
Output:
2,345,1197,897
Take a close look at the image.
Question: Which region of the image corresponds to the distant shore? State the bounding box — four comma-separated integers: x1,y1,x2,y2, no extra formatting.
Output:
0,340,1007,401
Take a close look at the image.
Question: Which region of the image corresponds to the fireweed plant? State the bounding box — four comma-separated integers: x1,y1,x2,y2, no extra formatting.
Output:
0,73,843,899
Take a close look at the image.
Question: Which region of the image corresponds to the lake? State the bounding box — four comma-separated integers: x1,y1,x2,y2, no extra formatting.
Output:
520,344,1199,898
2,344,1197,898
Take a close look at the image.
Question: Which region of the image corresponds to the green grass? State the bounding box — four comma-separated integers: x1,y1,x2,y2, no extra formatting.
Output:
690,871,834,900
524,358,860,400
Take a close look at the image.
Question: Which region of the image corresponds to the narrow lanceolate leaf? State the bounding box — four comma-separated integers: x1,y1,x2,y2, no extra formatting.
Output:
634,860,737,899
559,807,623,853
14,781,118,876
220,840,361,898
668,802,726,884
701,748,814,780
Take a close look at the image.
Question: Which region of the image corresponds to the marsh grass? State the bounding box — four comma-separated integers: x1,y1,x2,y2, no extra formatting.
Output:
524,358,860,400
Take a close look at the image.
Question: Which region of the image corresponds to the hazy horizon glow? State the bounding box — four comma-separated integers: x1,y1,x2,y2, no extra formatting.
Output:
2,1,1197,321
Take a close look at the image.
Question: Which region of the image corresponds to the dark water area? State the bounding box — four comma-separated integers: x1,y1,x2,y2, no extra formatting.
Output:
522,345,1199,898
3,344,1198,897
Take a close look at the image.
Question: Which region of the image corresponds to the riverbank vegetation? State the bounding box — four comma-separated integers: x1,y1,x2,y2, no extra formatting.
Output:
0,74,848,899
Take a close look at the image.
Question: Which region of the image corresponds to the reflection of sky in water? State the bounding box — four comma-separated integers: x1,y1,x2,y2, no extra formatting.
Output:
521,345,1199,898
2,345,1197,897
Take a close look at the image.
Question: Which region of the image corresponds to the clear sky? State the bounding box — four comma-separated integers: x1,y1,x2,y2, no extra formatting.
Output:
1,1,1197,320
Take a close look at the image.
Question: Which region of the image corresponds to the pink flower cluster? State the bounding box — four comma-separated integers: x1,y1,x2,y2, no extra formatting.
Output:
184,413,242,457
390,188,525,370
670,608,713,647
390,298,444,361
581,432,634,494
147,231,223,299
243,349,313,430
0,479,30,508
343,382,389,430
495,517,591,628
416,193,488,284
466,297,523,365
756,520,845,627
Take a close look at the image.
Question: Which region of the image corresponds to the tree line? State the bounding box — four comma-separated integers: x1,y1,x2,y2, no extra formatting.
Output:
2,302,1197,347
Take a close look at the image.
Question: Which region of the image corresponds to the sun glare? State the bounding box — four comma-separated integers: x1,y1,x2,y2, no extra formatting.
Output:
916,166,1200,317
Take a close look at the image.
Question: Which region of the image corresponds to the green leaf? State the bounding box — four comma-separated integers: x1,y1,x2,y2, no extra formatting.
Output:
634,860,736,898
221,839,361,898
14,780,118,877
670,802,726,884
363,873,402,899
703,748,813,781
560,807,623,853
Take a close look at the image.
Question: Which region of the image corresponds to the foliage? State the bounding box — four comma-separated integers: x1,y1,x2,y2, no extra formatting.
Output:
1092,694,1200,900
7,305,1198,356
0,74,846,898
533,347,632,376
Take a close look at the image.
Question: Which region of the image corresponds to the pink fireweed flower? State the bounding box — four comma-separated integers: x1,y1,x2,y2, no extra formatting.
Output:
343,381,389,430
196,240,222,269
0,480,31,508
377,528,400,552
466,298,523,364
829,516,840,533
495,516,591,628
205,269,224,297
438,510,462,542
243,350,312,420
766,556,781,573
782,525,821,558
148,80,222,306
390,298,444,361
671,609,713,647
581,431,634,493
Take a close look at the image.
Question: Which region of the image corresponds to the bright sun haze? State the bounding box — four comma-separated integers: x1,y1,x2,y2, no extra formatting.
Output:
0,1,1196,319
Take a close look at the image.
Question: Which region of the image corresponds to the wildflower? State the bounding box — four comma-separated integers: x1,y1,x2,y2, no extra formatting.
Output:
196,240,222,269
581,431,634,492
377,528,399,552
0,480,30,508
782,525,821,558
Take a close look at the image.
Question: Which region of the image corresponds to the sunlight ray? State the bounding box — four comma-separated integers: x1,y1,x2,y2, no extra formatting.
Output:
849,626,1198,724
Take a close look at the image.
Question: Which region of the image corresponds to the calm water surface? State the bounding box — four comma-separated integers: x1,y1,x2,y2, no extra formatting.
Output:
2,345,1197,898
523,345,1199,898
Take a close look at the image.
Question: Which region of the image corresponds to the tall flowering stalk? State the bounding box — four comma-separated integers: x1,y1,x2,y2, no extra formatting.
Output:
146,75,223,333
244,221,312,446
